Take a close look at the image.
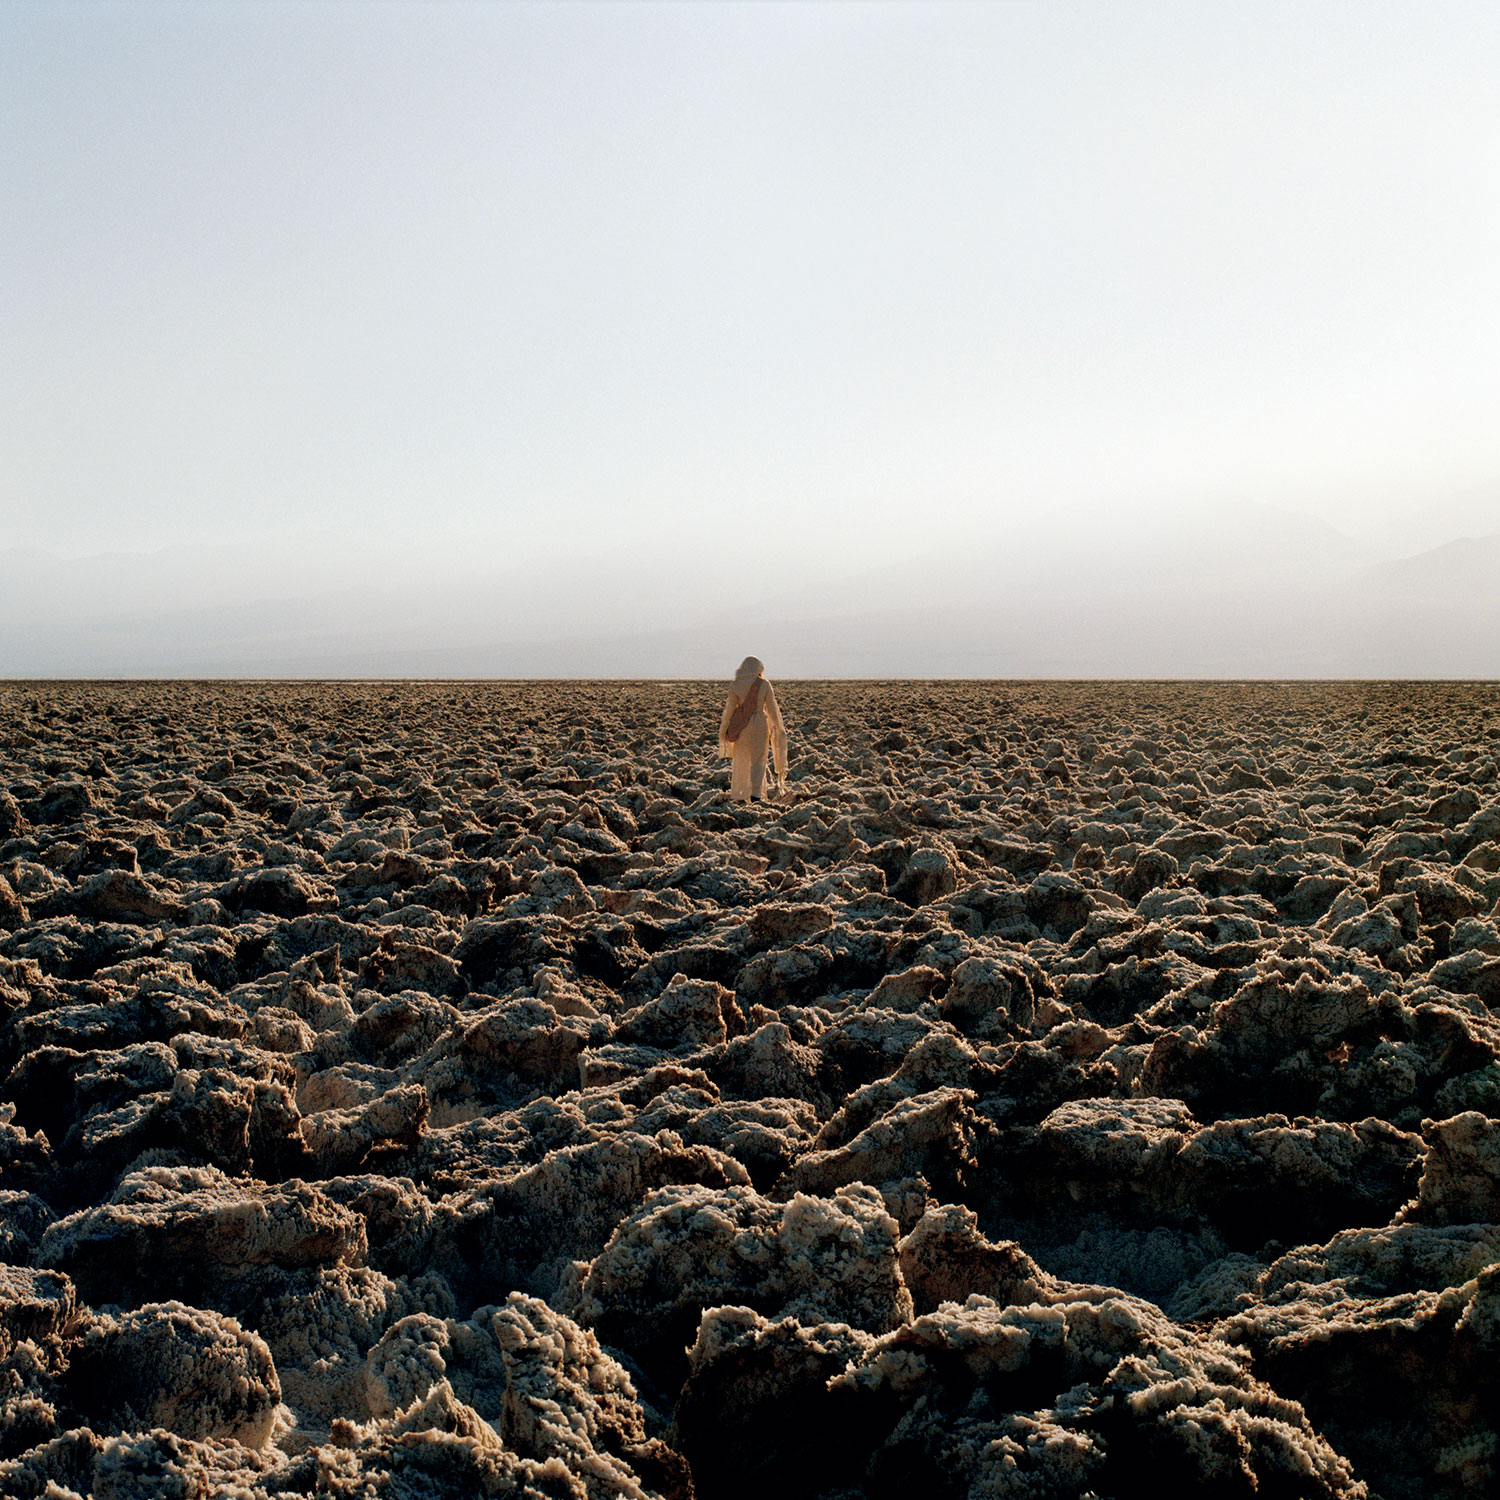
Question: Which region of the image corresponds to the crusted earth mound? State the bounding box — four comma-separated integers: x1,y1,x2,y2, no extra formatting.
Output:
2,678,1500,1498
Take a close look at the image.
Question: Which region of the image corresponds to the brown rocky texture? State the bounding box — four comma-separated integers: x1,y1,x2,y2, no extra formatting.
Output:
2,679,1500,1496
61,1301,281,1447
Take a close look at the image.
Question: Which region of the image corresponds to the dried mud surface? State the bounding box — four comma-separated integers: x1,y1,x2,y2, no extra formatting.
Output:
4,679,1500,1500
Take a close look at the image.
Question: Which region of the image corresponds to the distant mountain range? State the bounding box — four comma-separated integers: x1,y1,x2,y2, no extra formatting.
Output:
1350,476,1500,560
1360,531,1500,598
4,493,1499,677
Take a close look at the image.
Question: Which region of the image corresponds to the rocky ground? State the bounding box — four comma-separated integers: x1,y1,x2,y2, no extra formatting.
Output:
2,679,1500,1499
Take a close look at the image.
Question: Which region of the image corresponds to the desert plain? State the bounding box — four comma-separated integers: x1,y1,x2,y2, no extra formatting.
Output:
2,678,1500,1499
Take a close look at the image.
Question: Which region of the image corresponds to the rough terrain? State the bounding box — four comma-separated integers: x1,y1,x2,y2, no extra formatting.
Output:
3,678,1500,1499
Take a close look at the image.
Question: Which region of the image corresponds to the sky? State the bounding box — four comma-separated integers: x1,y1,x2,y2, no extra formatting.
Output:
4,1,1500,674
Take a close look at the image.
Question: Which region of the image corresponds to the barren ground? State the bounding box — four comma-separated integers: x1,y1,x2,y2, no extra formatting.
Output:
3,679,1500,1499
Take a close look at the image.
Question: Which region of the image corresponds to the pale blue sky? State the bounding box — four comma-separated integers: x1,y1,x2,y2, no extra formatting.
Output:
5,0,1500,581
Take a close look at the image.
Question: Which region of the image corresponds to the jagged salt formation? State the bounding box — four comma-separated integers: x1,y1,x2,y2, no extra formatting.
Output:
2,680,1500,1498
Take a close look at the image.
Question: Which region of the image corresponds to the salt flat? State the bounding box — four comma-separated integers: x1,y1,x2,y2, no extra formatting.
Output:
3,679,1500,1498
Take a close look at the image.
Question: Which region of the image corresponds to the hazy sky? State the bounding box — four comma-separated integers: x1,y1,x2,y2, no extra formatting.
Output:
5,0,1500,575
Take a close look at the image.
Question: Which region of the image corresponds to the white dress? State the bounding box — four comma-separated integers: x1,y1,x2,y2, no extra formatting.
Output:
718,676,788,801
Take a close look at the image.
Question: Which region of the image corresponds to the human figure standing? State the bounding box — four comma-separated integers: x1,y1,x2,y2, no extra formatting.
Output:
718,656,788,802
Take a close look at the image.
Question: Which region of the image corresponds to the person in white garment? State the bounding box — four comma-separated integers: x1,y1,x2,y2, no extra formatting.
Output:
718,656,788,803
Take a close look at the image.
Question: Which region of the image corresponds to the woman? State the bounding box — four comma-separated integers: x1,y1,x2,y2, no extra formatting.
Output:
718,656,788,803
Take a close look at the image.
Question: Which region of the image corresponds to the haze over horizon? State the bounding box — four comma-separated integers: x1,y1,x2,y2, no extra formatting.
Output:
5,1,1500,677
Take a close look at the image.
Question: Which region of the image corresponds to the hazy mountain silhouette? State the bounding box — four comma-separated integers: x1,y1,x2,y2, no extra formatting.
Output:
1372,478,1500,558
2,496,1494,677
1357,530,1500,599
